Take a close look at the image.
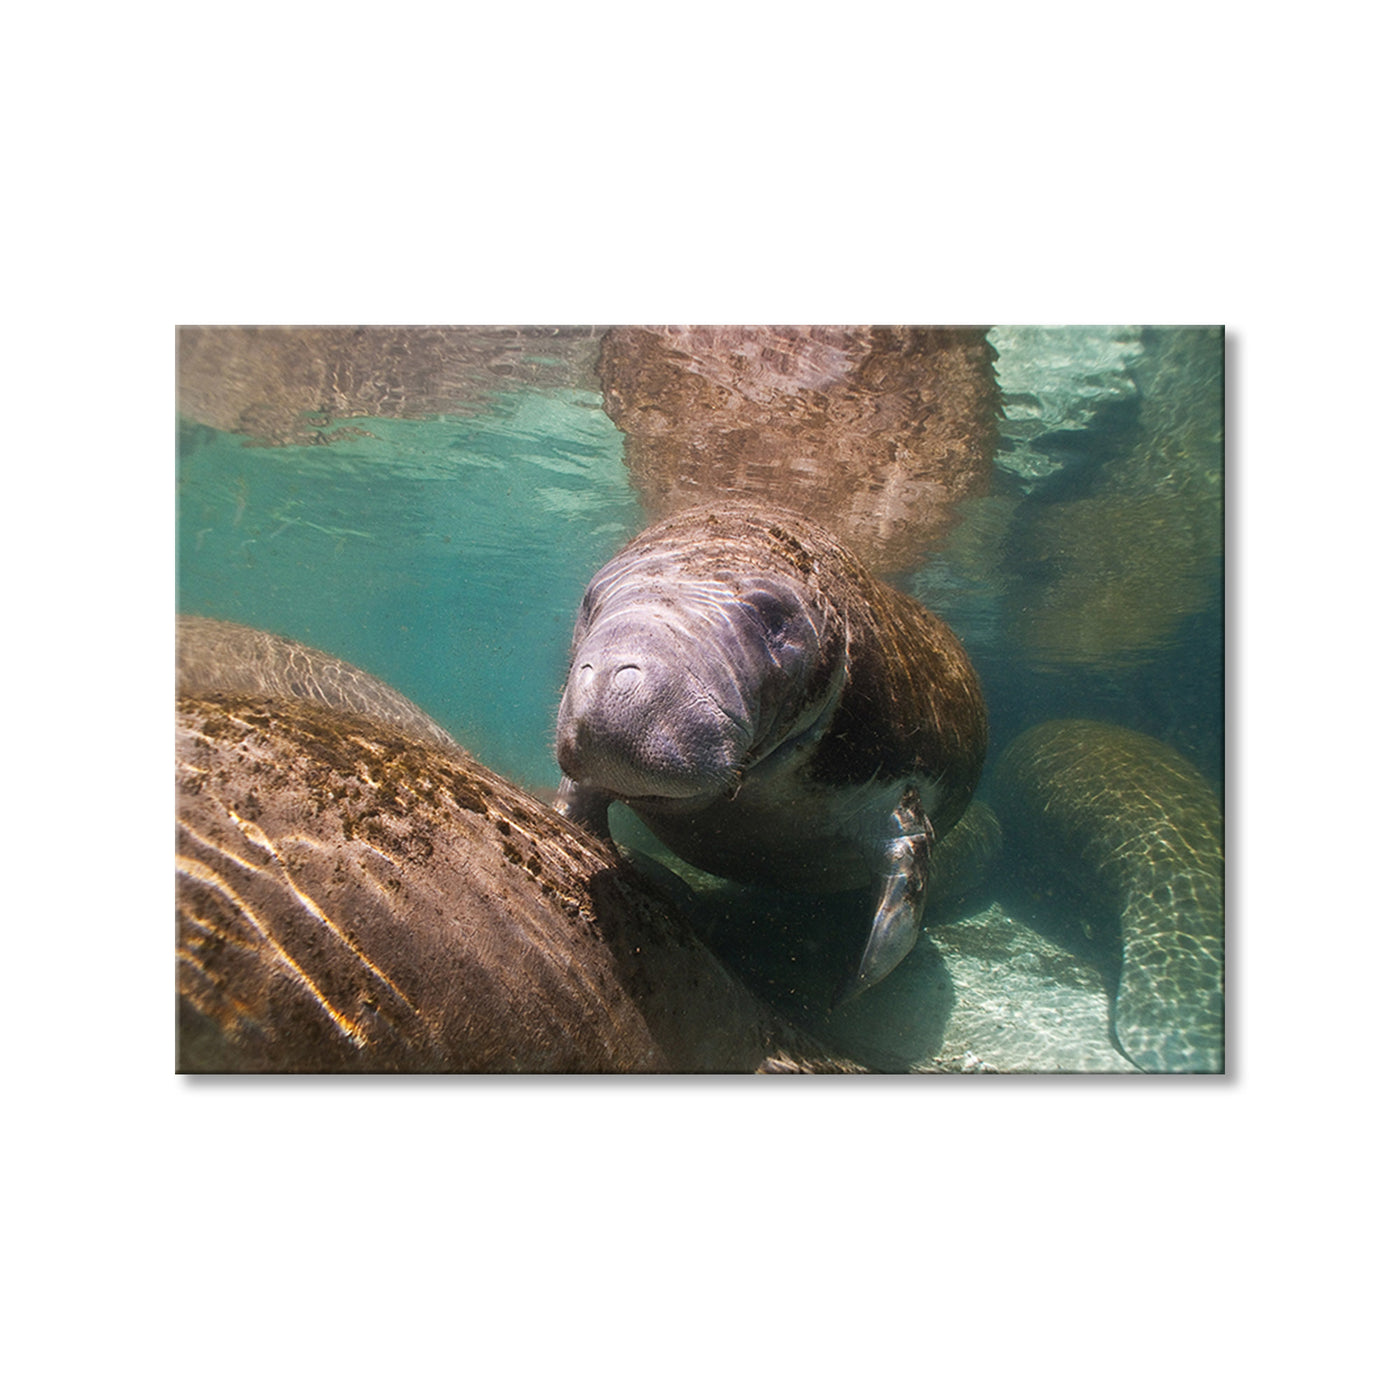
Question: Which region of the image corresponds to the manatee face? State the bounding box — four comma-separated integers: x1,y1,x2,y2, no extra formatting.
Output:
555,549,832,804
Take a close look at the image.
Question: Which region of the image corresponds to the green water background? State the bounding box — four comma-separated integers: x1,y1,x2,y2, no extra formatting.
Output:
178,388,641,793
177,328,1224,804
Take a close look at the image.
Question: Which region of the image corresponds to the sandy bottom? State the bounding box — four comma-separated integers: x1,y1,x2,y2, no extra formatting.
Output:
786,902,1135,1074
612,802,1137,1074
666,880,1135,1074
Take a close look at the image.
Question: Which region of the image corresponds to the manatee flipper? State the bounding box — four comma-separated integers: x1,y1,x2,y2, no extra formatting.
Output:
837,786,933,1006
554,776,614,841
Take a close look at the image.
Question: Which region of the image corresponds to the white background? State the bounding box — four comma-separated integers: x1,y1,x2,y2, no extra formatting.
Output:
7,3,1393,1395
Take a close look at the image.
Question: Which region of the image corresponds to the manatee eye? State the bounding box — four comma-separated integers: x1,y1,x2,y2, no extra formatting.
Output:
741,587,798,642
579,581,599,624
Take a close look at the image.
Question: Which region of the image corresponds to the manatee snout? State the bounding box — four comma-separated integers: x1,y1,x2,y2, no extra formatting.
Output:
556,627,753,800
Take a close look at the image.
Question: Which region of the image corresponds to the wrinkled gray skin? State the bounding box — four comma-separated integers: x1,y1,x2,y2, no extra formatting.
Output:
554,506,987,1004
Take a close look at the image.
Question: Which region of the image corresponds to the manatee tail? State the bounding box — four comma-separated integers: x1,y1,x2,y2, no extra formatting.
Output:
1113,895,1225,1073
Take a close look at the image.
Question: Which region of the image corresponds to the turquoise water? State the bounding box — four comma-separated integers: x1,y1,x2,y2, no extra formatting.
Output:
177,326,1225,1071
177,329,1224,800
178,388,641,792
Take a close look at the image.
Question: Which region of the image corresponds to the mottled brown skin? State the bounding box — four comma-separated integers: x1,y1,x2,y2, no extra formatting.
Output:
992,720,1224,1074
596,326,1001,575
178,615,458,752
178,694,857,1073
793,515,988,811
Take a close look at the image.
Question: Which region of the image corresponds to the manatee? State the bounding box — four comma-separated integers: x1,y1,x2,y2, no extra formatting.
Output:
596,325,1001,574
554,504,989,1003
178,692,866,1073
991,719,1224,1073
175,620,860,1072
178,614,459,752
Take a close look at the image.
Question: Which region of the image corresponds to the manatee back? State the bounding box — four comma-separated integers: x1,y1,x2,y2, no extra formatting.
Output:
813,555,988,836
178,694,848,1073
177,615,458,752
993,719,1221,907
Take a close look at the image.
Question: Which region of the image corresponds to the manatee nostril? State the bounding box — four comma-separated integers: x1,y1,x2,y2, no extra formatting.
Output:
612,664,643,692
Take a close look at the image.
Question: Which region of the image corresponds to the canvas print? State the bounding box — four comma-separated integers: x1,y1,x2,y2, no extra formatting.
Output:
176,326,1224,1074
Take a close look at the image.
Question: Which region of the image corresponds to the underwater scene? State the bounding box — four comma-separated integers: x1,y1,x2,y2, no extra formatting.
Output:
176,325,1224,1074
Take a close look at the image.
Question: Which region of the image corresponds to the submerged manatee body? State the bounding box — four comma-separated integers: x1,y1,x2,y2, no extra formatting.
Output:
595,325,1001,574
992,719,1224,1074
178,614,458,752
554,505,988,1001
177,624,857,1073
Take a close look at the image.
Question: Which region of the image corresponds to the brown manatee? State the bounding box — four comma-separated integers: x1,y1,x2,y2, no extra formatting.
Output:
178,615,458,751
554,504,988,1004
177,625,860,1073
596,325,1001,575
991,719,1224,1074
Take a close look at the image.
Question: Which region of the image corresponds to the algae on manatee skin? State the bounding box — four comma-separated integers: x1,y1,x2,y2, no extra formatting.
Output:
178,691,863,1074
